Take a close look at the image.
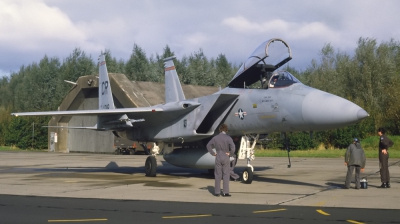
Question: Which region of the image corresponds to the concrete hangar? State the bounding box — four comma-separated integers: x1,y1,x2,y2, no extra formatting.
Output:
47,73,218,154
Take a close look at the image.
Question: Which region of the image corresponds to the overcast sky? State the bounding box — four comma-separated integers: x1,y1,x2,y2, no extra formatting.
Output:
1,0,399,77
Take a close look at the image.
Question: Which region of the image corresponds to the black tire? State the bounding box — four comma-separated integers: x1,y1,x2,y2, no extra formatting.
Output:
145,156,157,177
242,167,253,184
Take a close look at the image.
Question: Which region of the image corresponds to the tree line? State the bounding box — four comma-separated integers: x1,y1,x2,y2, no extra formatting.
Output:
0,37,399,149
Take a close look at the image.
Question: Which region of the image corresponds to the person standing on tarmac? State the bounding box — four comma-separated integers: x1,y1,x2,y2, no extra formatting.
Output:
206,124,235,197
344,138,366,189
378,127,394,188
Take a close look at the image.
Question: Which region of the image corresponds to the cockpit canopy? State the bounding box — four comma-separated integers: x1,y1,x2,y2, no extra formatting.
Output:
267,70,301,88
228,38,292,88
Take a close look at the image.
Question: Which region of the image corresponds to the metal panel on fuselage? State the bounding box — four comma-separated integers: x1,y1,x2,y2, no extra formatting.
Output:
223,88,280,135
222,83,314,135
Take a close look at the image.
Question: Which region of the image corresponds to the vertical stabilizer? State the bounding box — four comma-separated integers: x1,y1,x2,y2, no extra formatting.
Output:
98,55,115,110
164,56,185,103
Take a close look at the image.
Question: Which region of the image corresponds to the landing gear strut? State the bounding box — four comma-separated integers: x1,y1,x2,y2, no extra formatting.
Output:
141,143,150,155
282,132,291,168
238,134,258,184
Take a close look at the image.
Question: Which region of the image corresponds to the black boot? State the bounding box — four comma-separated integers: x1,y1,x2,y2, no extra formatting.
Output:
386,182,391,188
379,183,387,188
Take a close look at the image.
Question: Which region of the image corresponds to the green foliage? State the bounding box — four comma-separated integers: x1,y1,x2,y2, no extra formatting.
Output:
301,37,400,137
125,44,150,81
3,117,29,148
358,135,400,151
255,135,400,158
0,146,18,151
1,116,48,149
259,132,316,150
254,148,400,158
0,107,8,145
0,77,11,107
102,49,125,74
327,127,363,149
58,48,96,104
287,132,317,150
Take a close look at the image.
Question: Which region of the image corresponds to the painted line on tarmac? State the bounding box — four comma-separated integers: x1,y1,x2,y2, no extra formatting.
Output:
48,218,107,222
347,220,365,224
316,209,330,216
162,214,212,219
253,208,287,213
317,210,365,224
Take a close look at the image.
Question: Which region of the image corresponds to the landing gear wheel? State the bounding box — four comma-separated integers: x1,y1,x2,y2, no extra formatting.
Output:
145,156,157,177
242,167,253,184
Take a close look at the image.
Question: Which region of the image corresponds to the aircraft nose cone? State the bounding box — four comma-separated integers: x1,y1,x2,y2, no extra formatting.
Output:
302,90,368,130
357,109,369,120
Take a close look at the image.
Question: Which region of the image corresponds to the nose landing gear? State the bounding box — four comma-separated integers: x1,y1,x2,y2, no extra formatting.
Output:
238,134,258,184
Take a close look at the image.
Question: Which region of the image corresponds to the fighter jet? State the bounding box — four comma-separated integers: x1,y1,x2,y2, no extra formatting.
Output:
11,38,369,183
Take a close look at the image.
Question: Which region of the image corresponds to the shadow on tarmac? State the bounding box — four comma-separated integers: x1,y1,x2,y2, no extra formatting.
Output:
253,176,325,188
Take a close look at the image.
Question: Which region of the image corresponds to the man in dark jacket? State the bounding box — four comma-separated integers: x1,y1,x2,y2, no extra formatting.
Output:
344,138,366,189
207,124,235,197
378,127,394,188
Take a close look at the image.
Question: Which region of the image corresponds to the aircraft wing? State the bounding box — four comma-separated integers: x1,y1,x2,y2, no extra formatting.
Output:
11,101,200,129
11,107,163,117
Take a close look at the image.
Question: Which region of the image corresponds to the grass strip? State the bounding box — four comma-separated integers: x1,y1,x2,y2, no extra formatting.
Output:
255,149,400,158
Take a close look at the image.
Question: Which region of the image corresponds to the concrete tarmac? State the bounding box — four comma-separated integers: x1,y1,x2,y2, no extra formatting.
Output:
0,151,399,209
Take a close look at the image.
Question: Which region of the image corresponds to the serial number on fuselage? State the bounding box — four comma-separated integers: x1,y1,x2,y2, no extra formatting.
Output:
261,96,273,103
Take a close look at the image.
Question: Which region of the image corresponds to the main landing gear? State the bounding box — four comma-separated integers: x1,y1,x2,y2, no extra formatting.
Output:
144,143,160,177
145,156,157,177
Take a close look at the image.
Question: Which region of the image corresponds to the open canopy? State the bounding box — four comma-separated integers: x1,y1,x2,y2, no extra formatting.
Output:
228,38,292,88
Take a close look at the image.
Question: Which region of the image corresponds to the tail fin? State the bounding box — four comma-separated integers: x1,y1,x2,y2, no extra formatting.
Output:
164,56,185,103
98,55,115,110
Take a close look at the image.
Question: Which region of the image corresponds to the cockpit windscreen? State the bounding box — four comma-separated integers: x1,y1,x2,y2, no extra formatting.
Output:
267,71,301,88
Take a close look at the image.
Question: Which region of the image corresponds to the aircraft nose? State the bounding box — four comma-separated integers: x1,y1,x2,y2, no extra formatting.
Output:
357,108,369,120
302,90,369,129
